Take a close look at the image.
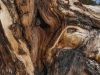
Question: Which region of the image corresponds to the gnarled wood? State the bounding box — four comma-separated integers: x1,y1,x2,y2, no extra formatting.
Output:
0,0,100,75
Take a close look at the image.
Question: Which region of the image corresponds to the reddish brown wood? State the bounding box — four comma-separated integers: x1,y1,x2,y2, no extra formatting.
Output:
0,0,100,75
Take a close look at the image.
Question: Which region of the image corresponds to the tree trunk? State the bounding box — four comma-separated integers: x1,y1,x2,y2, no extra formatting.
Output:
0,0,100,75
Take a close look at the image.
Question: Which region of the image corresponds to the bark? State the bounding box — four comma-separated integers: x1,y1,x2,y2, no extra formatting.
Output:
0,0,100,75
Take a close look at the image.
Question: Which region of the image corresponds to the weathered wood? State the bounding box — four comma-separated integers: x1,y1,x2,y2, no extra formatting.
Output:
0,0,100,75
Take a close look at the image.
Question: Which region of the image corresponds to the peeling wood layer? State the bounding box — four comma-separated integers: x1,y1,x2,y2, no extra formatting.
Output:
0,0,34,75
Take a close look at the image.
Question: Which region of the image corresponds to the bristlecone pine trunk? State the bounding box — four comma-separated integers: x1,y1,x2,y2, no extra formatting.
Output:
0,0,100,75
